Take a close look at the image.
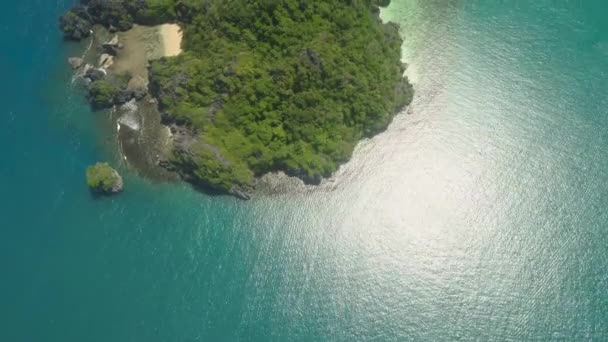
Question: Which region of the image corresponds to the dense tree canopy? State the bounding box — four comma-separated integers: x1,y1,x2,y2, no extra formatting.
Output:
62,0,413,194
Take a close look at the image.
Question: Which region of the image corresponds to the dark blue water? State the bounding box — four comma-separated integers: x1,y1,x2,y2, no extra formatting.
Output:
2,0,608,340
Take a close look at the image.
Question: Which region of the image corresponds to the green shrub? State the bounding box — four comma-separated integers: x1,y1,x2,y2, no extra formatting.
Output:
86,163,122,193
88,80,118,109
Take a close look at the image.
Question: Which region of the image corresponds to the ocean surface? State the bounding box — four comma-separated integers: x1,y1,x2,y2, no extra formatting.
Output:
2,0,608,340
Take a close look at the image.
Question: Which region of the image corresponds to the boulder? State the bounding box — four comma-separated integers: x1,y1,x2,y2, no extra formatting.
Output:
68,57,84,69
107,35,119,46
102,45,119,56
102,35,121,55
98,53,114,69
82,63,93,75
85,67,106,82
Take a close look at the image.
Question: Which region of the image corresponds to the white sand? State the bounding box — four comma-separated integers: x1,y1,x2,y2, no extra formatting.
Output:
159,24,183,57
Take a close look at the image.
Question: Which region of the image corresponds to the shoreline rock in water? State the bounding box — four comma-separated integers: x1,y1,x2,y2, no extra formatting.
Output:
68,57,83,69
86,162,123,194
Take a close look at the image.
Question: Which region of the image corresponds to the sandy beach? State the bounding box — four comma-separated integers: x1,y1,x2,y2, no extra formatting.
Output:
159,24,182,57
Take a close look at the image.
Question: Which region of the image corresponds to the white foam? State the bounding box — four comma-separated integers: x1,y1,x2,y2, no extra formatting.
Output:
117,100,141,131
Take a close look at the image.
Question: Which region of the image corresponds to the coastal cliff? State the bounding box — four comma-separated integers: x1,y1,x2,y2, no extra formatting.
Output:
60,0,413,199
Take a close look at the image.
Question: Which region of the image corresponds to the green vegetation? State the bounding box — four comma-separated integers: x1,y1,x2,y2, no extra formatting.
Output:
63,0,413,195
88,80,119,108
86,163,123,193
149,0,413,191
86,73,133,109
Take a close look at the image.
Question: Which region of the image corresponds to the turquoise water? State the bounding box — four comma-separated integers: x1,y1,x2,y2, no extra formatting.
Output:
2,0,608,340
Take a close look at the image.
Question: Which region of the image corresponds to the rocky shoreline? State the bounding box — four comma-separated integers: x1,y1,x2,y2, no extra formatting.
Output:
70,33,146,109
64,20,252,199
60,0,412,200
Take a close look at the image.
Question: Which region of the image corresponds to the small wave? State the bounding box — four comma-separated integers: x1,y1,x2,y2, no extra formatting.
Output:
82,36,94,58
118,115,140,131
121,99,138,112
118,100,141,131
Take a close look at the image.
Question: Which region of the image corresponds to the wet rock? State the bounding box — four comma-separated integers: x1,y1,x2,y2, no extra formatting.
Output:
68,57,84,69
85,67,106,82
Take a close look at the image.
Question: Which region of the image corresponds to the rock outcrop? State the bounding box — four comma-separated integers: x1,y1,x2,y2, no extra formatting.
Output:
98,53,114,69
59,7,92,40
84,66,106,82
68,57,84,69
86,72,145,110
86,162,123,194
102,35,121,55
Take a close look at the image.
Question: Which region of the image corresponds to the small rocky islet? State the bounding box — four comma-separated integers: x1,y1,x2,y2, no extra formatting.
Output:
86,162,123,194
61,0,413,199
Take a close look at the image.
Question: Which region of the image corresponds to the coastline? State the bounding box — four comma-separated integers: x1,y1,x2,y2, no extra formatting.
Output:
59,1,411,200
113,25,177,181
73,25,177,182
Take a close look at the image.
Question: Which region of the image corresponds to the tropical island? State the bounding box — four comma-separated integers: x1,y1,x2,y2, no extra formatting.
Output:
60,0,413,199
